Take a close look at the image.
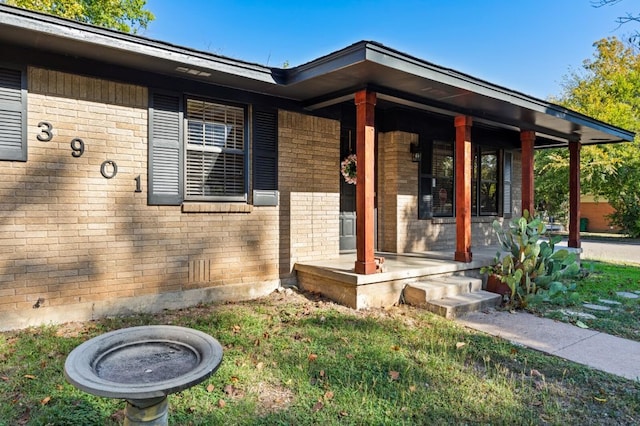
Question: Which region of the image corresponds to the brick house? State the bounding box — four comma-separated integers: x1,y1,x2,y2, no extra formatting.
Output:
0,5,634,329
580,195,620,233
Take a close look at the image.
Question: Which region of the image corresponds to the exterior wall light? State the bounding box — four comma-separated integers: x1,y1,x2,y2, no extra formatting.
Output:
410,142,421,162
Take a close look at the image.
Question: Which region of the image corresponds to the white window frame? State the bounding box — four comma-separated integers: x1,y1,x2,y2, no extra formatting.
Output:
184,98,247,202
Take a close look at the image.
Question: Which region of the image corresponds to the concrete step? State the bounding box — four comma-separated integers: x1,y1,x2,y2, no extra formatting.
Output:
422,291,502,319
403,275,501,319
403,275,482,303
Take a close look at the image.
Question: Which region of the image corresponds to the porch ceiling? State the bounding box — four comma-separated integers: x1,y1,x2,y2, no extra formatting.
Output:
1,4,634,147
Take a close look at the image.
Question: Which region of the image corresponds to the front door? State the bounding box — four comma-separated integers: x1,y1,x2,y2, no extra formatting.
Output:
339,128,356,251
339,184,357,251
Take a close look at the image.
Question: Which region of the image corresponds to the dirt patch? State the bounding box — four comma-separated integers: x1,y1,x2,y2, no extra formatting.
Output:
55,321,96,338
252,381,295,414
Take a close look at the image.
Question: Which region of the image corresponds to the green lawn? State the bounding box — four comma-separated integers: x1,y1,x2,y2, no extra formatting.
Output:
1,288,639,425
529,261,640,342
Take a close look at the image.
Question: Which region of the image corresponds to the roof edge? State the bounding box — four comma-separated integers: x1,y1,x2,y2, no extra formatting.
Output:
0,3,280,85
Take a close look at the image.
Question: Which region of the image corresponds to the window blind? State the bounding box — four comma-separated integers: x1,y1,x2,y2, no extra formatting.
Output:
186,99,245,200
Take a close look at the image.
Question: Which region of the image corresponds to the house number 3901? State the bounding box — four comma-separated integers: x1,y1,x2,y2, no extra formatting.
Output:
35,121,131,186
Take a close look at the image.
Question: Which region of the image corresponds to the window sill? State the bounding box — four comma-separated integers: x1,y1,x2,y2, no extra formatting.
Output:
431,216,500,224
473,215,500,223
431,217,456,224
182,203,253,213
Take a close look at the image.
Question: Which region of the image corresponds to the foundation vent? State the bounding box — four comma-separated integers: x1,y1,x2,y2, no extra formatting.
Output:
188,259,214,283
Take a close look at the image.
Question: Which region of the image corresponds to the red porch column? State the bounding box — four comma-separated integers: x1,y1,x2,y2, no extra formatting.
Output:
354,90,377,274
454,115,472,263
568,140,581,248
520,130,536,215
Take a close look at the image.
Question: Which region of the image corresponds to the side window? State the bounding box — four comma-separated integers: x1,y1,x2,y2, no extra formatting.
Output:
472,146,499,216
0,66,27,161
479,148,498,215
148,91,278,207
421,140,505,219
185,99,246,201
432,141,454,217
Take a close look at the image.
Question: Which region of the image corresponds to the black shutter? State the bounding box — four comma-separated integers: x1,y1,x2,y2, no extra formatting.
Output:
148,91,183,205
419,175,434,219
418,139,433,219
0,66,27,161
503,151,512,218
252,107,278,206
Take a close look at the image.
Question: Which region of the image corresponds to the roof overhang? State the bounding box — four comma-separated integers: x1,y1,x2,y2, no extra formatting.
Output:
287,42,635,146
0,4,634,147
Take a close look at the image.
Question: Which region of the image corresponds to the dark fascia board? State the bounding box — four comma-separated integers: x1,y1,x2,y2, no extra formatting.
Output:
0,4,281,85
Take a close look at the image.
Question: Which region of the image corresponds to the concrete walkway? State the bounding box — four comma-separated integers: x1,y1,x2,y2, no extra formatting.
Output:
457,309,640,381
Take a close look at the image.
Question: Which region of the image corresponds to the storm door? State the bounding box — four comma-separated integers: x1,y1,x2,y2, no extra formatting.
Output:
339,128,356,251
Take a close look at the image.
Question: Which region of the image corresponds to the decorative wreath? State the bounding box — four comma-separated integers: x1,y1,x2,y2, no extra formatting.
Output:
340,154,357,185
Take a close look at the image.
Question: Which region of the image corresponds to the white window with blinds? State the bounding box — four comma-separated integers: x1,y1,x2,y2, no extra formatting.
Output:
185,98,246,201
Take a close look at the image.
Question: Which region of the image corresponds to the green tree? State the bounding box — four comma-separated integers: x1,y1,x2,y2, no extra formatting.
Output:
536,37,640,236
4,0,154,33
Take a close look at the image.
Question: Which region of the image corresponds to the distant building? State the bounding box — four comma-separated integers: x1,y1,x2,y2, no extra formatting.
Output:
580,195,620,233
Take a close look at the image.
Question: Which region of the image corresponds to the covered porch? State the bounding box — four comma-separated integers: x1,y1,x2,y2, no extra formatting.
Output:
345,89,589,273
286,42,633,310
295,247,498,310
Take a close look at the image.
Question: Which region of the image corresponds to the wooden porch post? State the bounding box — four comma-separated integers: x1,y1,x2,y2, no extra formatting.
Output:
354,90,377,274
520,130,536,215
568,140,581,248
454,115,472,263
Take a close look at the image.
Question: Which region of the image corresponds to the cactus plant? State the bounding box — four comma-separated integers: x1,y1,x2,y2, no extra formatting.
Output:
481,210,580,309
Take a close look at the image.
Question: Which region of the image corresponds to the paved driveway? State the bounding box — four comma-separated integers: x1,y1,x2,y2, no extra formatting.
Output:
575,239,640,265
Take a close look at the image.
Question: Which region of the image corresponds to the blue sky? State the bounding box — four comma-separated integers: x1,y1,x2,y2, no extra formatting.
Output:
144,1,635,100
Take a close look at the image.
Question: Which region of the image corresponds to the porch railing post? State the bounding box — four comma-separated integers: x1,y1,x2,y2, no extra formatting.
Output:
568,140,581,248
454,115,473,263
354,90,377,274
520,130,536,216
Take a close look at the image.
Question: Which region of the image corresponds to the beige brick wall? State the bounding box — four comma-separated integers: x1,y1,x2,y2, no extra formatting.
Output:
378,131,452,252
0,68,280,329
278,111,340,279
377,131,397,251
378,131,421,252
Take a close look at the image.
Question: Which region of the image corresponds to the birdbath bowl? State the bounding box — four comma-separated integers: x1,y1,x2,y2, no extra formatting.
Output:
64,325,223,425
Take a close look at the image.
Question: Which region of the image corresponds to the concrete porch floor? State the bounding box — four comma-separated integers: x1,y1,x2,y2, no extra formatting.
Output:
294,246,499,309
